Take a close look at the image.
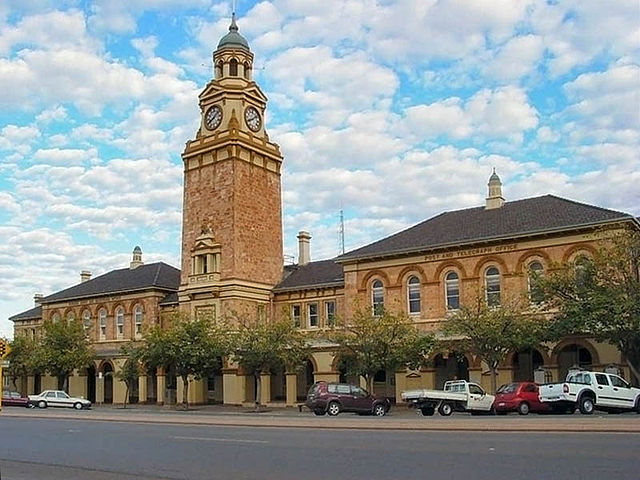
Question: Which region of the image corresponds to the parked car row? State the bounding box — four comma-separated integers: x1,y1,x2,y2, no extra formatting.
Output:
305,371,640,417
2,390,91,410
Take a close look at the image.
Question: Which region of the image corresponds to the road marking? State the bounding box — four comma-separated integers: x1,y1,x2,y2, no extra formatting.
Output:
171,435,268,444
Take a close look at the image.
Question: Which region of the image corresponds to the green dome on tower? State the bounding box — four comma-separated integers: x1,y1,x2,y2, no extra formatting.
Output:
217,13,249,51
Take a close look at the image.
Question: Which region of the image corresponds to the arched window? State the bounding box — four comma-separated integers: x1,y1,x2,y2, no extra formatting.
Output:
574,255,592,290
445,272,460,310
229,58,238,76
116,307,124,337
527,261,544,303
82,310,91,331
244,62,251,80
99,309,107,339
372,280,384,315
485,267,501,306
52,313,60,323
134,305,143,336
407,276,421,314
66,312,75,324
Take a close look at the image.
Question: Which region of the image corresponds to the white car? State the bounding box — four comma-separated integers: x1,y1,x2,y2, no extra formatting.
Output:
28,390,92,410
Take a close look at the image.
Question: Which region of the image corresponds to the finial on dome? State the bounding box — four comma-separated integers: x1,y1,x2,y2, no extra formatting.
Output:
229,11,238,32
486,168,505,209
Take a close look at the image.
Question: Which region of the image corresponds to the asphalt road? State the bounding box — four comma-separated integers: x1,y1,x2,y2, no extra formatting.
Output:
1,416,639,480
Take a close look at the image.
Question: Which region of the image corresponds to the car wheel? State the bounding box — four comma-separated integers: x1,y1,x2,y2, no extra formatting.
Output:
635,398,640,414
37,400,47,409
517,402,530,416
579,396,595,415
74,402,83,410
373,404,386,417
327,401,340,416
420,406,435,416
438,402,453,416
313,409,326,416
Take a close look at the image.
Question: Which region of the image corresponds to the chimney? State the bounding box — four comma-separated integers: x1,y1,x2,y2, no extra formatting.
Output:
297,231,311,266
485,168,505,210
34,293,43,306
130,245,144,269
80,270,92,283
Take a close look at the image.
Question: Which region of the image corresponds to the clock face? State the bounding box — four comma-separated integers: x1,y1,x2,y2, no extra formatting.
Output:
205,105,223,130
244,106,261,132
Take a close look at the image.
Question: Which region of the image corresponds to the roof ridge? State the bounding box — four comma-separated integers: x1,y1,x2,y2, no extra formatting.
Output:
544,194,632,217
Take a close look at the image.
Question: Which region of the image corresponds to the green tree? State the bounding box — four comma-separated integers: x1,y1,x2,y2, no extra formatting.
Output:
443,293,548,393
6,335,39,395
229,317,309,410
35,319,94,391
115,343,141,408
139,312,229,409
329,308,436,393
539,229,640,381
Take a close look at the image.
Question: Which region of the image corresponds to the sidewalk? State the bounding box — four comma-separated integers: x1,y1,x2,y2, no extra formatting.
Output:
3,403,640,433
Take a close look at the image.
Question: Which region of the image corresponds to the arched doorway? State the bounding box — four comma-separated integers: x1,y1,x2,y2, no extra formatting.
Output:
296,360,315,401
146,368,157,404
34,373,41,395
206,357,224,404
101,363,114,404
434,353,469,389
557,344,592,381
512,349,544,382
270,363,286,402
86,365,96,403
372,369,396,400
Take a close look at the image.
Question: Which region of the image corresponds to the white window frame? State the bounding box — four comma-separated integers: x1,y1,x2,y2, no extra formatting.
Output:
325,300,336,326
308,303,318,328
292,304,301,327
445,271,460,310
82,310,91,332
116,307,124,338
134,305,143,337
407,276,421,315
485,266,501,306
99,309,107,340
372,280,384,315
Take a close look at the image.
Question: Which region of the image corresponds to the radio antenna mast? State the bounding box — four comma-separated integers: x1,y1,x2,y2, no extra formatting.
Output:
339,209,345,255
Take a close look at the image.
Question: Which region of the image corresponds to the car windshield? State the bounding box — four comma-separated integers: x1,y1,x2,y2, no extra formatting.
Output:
496,383,518,394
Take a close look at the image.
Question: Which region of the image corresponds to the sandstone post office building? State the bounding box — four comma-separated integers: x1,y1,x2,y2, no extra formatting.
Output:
9,18,640,407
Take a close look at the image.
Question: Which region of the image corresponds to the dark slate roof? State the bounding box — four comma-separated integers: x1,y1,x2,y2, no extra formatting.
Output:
9,305,42,322
338,195,634,262
159,292,179,306
274,259,344,292
40,262,180,303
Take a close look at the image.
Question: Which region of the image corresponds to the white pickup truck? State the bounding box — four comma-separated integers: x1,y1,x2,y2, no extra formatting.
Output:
539,370,640,414
401,380,495,416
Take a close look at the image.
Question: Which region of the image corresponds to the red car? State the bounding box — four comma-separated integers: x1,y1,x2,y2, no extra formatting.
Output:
493,382,549,415
2,390,33,408
305,381,391,416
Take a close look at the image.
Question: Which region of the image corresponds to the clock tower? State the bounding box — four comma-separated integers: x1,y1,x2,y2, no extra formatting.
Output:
178,14,283,320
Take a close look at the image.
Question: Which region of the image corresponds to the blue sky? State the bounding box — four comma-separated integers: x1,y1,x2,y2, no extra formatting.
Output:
1,0,639,338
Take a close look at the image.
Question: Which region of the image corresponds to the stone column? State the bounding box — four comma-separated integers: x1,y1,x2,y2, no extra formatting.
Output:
259,373,271,405
138,375,147,403
156,371,166,405
96,374,104,404
222,370,240,405
285,373,298,406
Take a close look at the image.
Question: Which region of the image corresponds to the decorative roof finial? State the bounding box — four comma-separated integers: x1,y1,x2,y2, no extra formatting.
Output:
229,11,238,32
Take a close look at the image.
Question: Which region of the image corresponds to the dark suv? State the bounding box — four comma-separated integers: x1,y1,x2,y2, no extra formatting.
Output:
305,381,391,417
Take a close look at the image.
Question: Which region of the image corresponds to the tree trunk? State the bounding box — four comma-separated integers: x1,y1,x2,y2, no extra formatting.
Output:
182,375,189,410
254,372,261,412
627,359,640,384
57,375,66,391
489,366,498,394
123,385,129,409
